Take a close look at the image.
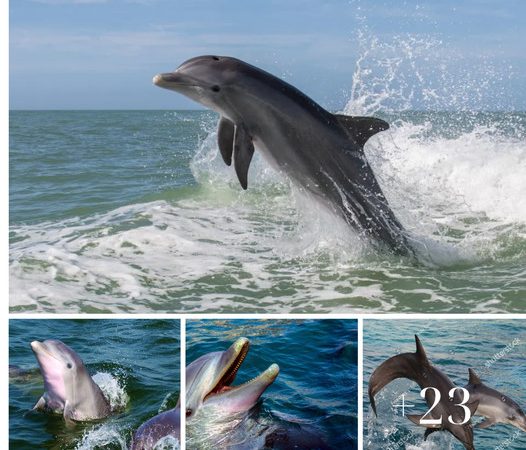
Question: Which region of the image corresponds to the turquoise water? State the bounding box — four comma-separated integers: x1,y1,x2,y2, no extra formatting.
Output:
9,110,526,313
363,320,526,449
9,319,180,449
186,319,358,449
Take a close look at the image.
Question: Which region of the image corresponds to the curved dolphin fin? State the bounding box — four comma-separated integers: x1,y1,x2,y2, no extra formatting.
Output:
468,368,482,386
217,116,235,166
368,335,430,416
32,396,46,411
334,114,389,148
233,123,255,190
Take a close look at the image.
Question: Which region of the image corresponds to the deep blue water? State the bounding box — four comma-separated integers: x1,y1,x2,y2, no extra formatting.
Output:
364,320,526,450
9,319,180,450
186,319,358,449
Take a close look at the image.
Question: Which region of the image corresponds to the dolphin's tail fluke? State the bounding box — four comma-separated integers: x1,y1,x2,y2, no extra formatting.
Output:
368,335,430,415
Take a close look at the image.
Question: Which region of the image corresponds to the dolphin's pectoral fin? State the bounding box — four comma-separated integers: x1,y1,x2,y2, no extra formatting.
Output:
334,114,390,148
476,418,497,429
32,396,46,411
407,414,441,428
233,123,255,190
218,116,235,166
424,427,440,440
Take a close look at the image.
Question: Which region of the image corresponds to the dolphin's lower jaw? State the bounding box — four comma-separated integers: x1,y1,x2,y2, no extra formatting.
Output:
202,363,280,414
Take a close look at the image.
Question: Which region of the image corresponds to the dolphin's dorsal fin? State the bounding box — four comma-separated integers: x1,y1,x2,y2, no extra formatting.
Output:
414,335,429,364
218,117,235,166
233,123,255,190
468,368,482,386
334,114,390,148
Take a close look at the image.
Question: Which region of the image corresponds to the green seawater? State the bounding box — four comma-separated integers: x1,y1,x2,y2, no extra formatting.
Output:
9,110,526,313
9,319,180,449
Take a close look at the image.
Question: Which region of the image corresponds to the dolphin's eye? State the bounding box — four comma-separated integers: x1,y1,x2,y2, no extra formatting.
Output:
211,85,220,92
67,363,72,369
509,415,516,421
186,409,192,417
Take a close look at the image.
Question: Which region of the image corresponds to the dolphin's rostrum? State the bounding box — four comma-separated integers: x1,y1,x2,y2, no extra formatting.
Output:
154,55,413,255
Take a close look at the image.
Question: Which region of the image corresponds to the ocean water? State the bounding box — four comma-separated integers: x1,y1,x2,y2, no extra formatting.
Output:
186,319,358,449
9,108,526,313
9,319,180,450
363,320,526,450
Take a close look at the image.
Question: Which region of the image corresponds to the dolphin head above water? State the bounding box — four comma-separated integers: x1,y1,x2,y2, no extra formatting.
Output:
153,56,254,120
466,368,526,433
31,339,110,422
186,337,279,419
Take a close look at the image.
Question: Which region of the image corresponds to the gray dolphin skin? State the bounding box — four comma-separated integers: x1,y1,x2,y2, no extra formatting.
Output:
130,337,278,449
368,335,477,450
153,55,413,256
466,368,526,432
130,408,180,450
31,339,111,423
186,337,279,418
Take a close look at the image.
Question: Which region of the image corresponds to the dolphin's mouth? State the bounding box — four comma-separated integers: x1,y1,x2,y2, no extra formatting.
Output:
204,339,250,401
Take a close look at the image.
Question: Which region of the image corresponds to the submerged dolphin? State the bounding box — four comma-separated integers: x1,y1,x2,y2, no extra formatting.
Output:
130,408,180,450
31,339,111,423
368,335,478,450
153,55,412,255
466,368,526,432
130,337,278,449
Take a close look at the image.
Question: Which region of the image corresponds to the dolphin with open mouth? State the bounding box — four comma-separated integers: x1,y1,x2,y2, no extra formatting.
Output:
30,339,111,423
153,55,413,256
186,337,279,418
130,337,278,449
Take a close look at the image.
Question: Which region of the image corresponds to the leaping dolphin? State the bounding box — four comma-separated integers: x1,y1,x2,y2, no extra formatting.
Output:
31,339,111,423
368,335,478,450
466,368,526,432
153,56,413,256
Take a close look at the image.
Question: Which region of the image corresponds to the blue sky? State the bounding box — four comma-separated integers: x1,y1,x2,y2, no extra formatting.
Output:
9,0,526,110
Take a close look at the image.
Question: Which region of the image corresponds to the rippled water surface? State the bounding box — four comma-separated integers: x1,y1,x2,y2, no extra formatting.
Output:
9,319,180,449
364,320,526,450
9,108,526,313
186,319,358,449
